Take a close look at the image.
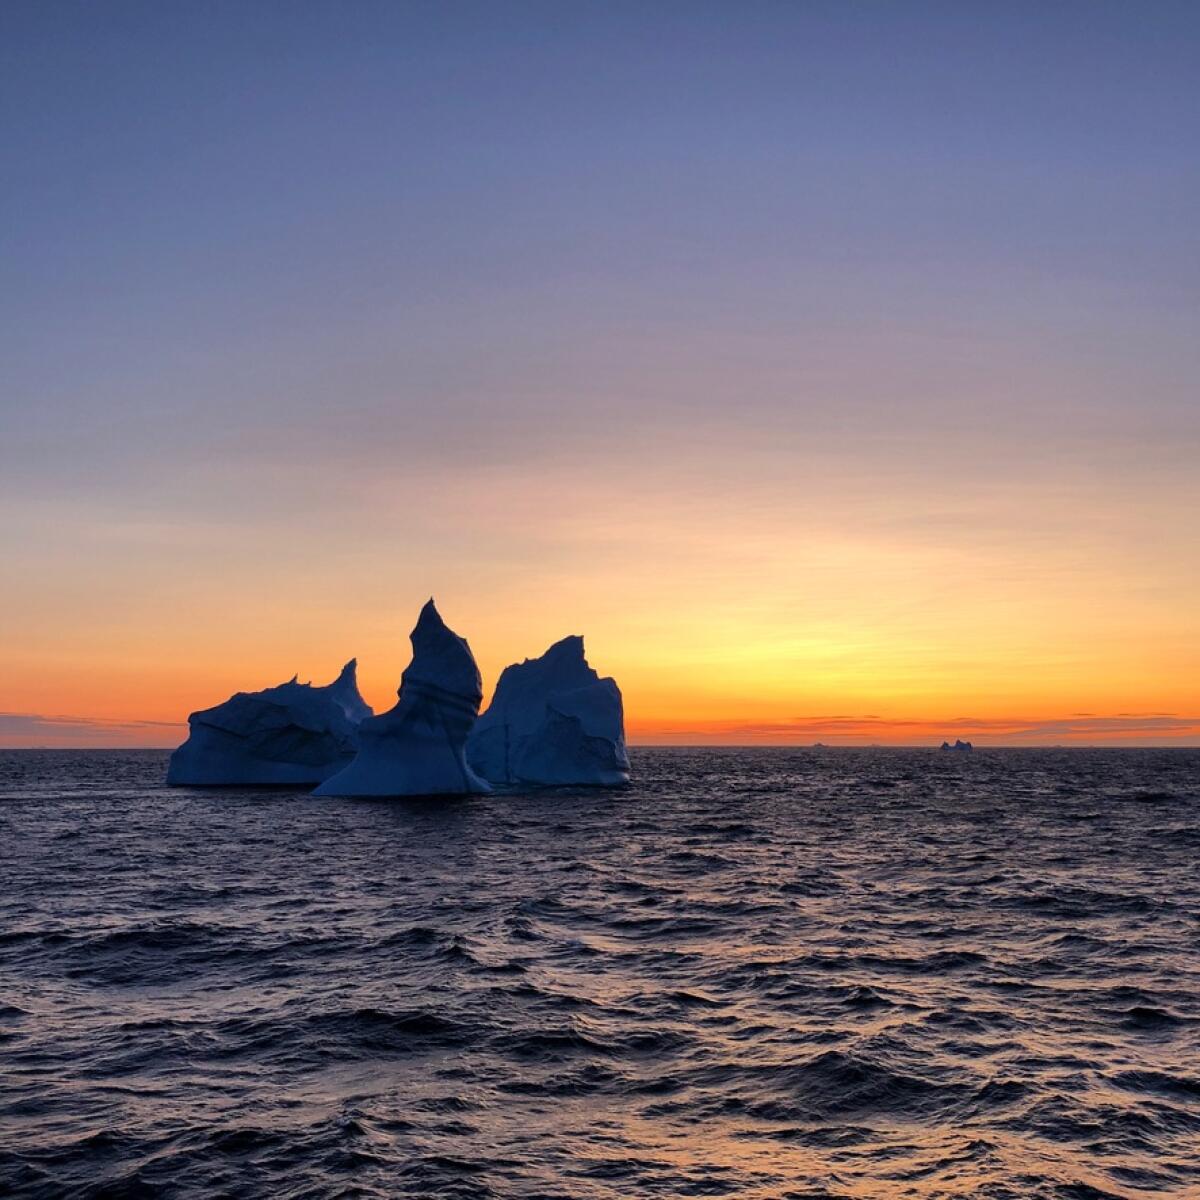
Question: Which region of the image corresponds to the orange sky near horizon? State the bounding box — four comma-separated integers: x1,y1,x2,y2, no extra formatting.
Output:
3,435,1198,749
4,7,1200,749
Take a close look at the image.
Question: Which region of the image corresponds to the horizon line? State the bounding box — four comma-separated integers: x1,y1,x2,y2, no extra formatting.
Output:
5,742,1199,752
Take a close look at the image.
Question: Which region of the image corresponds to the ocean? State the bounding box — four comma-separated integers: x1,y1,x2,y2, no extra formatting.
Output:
1,747,1198,1198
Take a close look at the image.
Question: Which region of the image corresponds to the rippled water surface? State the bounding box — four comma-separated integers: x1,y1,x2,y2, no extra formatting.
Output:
2,748,1199,1198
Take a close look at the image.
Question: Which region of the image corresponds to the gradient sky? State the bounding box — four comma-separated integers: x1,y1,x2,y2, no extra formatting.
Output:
3,2,1199,747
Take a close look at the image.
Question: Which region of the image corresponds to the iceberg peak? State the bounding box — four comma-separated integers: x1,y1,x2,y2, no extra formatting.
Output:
543,633,584,658
329,658,373,725
467,634,629,787
536,634,587,666
315,600,490,797
399,598,483,698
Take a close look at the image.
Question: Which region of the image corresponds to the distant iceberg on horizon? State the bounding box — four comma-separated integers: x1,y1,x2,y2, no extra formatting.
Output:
166,660,372,786
941,739,973,752
315,599,491,798
467,635,629,787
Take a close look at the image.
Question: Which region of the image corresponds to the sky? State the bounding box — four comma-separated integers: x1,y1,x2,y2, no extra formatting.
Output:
2,1,1198,747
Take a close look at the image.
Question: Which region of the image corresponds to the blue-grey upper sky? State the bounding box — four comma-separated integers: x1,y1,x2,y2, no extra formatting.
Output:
6,2,1198,467
2,2,1198,743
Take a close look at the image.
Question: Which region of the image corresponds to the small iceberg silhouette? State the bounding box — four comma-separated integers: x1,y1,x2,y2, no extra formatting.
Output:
941,739,973,752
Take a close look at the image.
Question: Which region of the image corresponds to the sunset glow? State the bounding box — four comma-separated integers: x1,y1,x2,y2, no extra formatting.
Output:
2,5,1197,747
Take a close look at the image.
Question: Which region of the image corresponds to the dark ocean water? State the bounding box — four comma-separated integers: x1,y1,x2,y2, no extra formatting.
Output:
2,748,1199,1199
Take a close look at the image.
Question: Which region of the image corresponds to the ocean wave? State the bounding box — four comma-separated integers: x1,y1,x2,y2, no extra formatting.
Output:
2,746,1199,1198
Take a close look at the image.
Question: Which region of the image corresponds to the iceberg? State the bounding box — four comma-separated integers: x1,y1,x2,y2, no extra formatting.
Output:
941,739,974,753
467,635,630,786
166,659,372,786
315,600,491,797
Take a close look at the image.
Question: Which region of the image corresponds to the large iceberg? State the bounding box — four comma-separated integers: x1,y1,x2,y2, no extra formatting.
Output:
166,660,372,786
467,635,630,786
315,600,491,798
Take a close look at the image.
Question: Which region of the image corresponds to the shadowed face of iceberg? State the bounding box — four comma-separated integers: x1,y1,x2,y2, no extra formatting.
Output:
314,599,490,798
166,662,374,786
399,598,484,710
468,634,629,787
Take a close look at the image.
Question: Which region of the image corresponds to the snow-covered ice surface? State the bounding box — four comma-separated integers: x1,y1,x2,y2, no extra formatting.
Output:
316,600,490,798
468,635,629,786
166,660,371,786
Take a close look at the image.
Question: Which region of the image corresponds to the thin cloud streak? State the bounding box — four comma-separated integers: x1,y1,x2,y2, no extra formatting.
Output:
5,711,1196,750
634,713,1200,746
0,713,185,748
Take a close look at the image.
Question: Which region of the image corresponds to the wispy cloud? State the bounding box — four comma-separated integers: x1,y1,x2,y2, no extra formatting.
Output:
6,711,1200,750
0,713,184,747
632,713,1200,745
